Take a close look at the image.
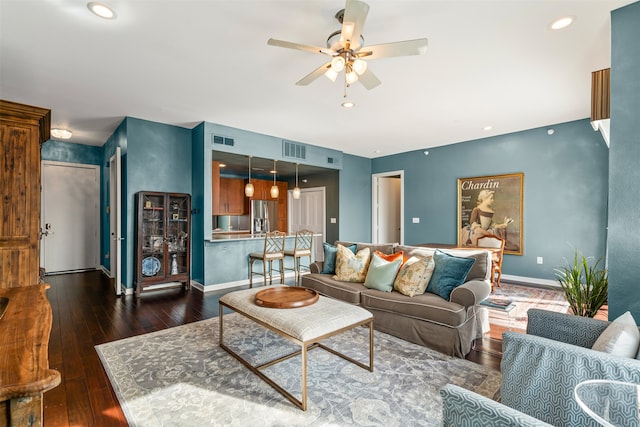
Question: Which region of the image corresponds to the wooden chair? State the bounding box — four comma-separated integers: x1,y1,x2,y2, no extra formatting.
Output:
476,234,505,289
284,229,314,285
249,231,286,287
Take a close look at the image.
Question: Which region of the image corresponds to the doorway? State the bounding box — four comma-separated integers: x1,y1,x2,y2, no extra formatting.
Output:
288,187,326,261
372,171,404,245
41,161,100,273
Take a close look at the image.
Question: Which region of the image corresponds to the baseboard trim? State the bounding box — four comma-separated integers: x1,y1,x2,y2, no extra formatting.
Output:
501,274,560,290
194,271,299,293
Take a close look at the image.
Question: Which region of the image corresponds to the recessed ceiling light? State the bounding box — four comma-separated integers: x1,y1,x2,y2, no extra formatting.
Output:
550,16,574,30
219,163,226,167
341,101,355,109
87,2,117,19
51,128,73,139
483,125,493,131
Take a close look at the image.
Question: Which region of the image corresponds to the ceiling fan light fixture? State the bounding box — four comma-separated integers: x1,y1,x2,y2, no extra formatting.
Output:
331,56,346,72
353,58,367,75
346,70,359,85
325,68,338,82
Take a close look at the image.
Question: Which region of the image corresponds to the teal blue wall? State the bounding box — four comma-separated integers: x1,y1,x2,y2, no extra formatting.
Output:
608,1,640,320
41,139,103,165
372,119,609,282
124,117,192,289
339,154,373,242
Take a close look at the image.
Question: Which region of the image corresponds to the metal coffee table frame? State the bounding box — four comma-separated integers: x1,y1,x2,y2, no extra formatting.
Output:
219,300,374,411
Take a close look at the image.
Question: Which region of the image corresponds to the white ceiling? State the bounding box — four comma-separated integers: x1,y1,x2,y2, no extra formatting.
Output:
0,1,630,158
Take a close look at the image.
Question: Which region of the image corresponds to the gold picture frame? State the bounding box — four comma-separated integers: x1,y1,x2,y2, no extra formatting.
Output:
457,173,523,255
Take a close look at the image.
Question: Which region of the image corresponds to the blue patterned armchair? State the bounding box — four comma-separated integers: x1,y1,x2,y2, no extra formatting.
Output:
442,309,640,426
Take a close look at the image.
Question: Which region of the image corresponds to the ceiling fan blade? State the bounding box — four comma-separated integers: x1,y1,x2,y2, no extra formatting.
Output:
295,62,332,86
358,38,428,60
340,0,369,50
357,69,381,90
267,38,334,56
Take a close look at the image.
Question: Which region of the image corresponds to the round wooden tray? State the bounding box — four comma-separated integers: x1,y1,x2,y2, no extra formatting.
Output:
255,287,319,309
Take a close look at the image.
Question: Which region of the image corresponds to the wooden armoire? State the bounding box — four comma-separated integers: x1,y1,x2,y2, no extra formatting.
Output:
0,100,51,288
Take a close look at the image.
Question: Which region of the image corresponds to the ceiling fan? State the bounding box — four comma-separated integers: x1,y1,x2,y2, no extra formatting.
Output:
267,0,428,91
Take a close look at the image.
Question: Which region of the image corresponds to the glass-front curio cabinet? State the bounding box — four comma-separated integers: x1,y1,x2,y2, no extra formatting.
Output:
134,191,191,298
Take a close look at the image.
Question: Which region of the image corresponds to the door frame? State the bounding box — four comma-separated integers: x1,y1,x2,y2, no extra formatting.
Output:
109,147,123,295
40,160,100,273
372,170,404,245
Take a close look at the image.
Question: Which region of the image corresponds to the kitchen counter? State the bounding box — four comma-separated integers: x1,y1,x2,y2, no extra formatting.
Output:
209,232,308,242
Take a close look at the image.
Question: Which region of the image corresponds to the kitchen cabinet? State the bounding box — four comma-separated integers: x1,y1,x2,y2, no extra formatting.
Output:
212,161,248,215
134,191,191,298
0,100,50,288
249,179,271,200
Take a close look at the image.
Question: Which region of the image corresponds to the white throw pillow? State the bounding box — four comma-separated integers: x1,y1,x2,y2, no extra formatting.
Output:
592,311,640,358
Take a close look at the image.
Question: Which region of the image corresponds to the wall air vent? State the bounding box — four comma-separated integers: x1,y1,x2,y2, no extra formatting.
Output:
283,140,306,160
212,134,235,146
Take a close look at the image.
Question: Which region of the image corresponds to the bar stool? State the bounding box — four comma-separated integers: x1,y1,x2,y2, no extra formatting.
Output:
284,229,314,285
248,231,286,287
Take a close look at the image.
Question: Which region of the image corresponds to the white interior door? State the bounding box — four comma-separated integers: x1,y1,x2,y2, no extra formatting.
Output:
288,187,326,261
110,147,123,295
372,171,404,244
41,161,100,273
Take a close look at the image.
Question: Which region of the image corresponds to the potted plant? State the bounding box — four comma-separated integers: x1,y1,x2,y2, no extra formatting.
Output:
555,249,608,318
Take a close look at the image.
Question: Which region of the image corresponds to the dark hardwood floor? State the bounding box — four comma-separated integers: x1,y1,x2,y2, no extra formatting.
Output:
43,270,503,426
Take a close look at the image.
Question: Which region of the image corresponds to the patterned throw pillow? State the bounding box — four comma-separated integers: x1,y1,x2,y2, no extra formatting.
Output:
364,252,403,292
393,256,435,297
321,242,357,274
426,250,475,300
333,245,371,282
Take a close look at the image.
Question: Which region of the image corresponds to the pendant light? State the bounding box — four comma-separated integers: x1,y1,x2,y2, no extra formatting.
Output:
270,160,279,198
292,163,301,199
244,156,254,197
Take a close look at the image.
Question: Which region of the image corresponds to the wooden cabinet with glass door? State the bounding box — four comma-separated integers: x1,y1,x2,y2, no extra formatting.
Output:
134,191,190,298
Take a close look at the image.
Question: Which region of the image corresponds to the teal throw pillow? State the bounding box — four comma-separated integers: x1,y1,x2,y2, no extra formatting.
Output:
321,242,357,274
364,252,403,292
426,250,476,300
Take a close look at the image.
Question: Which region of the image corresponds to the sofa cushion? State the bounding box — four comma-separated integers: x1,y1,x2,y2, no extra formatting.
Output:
321,242,357,274
333,245,371,282
364,252,403,292
302,274,364,305
336,241,396,255
426,250,475,300
395,245,489,281
360,289,467,327
393,256,435,297
592,311,640,358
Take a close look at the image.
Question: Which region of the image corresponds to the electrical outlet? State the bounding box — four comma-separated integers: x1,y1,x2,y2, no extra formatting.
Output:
412,217,420,224
537,257,543,264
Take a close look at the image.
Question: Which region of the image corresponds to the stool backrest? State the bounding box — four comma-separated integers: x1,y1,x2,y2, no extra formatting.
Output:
264,231,286,255
294,229,314,252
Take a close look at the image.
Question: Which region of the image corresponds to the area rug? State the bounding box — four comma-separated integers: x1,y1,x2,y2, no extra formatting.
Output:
96,313,501,426
488,283,569,331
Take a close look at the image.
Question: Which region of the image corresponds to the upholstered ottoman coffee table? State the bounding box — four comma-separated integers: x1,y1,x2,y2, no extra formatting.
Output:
219,286,374,411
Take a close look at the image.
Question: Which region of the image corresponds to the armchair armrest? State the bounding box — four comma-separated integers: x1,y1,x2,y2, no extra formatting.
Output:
501,331,640,426
450,279,492,307
440,384,553,427
526,308,609,348
309,261,324,274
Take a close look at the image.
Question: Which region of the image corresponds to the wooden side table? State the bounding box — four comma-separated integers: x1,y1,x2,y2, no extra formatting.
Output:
0,284,61,427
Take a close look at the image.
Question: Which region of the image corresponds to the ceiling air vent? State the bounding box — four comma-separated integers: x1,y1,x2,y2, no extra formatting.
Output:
283,140,306,160
212,134,235,146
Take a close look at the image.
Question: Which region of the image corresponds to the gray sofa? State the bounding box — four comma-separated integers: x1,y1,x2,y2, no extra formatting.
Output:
301,241,492,357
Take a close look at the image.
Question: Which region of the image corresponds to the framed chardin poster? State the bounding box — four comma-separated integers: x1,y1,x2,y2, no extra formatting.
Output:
457,173,523,255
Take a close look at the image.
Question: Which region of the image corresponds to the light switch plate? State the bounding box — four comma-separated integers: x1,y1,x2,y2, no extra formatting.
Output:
330,218,337,223
412,217,420,224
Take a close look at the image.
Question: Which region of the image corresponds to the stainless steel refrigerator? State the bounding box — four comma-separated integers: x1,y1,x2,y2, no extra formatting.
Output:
251,200,278,234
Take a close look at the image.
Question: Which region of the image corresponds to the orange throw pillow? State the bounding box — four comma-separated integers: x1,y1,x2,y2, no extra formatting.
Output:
375,250,404,266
